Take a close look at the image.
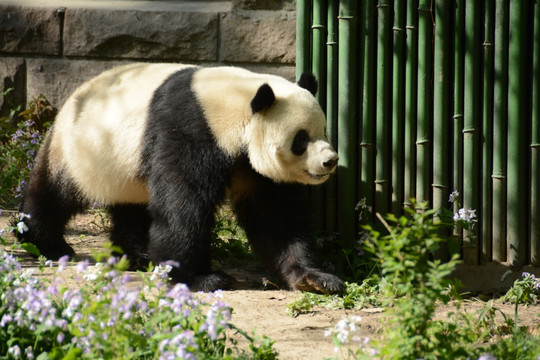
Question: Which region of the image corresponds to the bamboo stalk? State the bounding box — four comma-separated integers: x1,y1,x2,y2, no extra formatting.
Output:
404,0,419,209
416,0,432,206
392,0,407,216
452,0,465,256
462,1,483,265
296,0,311,80
481,0,495,264
311,0,327,228
492,0,508,263
337,0,358,246
433,0,453,262
361,0,377,220
532,0,540,266
375,0,393,216
507,0,529,267
325,0,338,232
312,0,327,110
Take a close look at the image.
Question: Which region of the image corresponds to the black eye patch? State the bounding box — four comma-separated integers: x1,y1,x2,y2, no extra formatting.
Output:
292,130,309,156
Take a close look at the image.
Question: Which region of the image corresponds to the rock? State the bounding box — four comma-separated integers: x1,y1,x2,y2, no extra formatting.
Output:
0,58,26,118
63,8,219,61
0,5,63,56
220,11,296,64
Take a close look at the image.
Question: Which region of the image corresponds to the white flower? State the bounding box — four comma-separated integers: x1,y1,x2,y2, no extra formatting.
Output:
449,190,459,203
453,208,477,224
17,221,29,234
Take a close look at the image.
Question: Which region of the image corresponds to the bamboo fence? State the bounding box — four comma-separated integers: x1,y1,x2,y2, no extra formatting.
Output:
297,0,539,267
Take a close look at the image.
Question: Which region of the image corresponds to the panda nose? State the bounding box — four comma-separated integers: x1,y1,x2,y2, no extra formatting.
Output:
323,158,338,170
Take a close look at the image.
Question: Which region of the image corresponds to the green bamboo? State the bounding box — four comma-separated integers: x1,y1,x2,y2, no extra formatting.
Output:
481,0,495,263
311,0,327,228
532,0,540,266
433,0,452,210
404,0,419,209
492,0,508,263
337,0,358,246
391,0,407,216
296,0,311,80
416,0,431,205
325,0,338,232
361,0,377,219
375,0,393,216
433,0,453,261
507,0,528,267
462,1,483,265
312,0,327,110
452,0,465,255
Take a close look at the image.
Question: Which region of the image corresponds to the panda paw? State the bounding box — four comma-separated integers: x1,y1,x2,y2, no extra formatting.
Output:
293,270,344,295
187,271,237,292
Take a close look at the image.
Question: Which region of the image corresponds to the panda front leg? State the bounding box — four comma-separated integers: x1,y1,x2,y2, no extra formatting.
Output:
145,168,235,292
230,164,344,294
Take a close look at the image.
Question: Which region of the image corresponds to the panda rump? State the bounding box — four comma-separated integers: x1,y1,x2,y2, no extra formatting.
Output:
18,63,343,294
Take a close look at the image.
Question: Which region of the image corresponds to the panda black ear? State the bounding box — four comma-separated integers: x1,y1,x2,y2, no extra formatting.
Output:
297,73,318,96
251,83,276,114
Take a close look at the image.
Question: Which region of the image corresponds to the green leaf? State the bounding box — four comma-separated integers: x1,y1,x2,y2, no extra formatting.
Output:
21,242,42,257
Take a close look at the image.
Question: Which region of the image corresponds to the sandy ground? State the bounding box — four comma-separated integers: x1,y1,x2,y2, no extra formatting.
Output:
1,212,539,359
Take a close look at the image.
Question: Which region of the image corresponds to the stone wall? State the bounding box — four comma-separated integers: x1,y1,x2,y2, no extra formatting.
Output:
0,0,296,115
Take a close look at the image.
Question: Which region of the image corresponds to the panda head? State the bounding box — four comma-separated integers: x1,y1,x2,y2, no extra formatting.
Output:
245,74,338,185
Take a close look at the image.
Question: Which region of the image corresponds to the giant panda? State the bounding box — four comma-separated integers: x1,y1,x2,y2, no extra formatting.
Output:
18,63,343,294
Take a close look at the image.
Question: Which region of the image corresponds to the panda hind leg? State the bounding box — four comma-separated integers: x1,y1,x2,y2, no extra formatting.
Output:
18,157,86,260
108,204,151,270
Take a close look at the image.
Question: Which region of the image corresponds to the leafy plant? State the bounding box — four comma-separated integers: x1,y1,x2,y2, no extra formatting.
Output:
211,206,253,264
286,280,382,317
0,93,56,208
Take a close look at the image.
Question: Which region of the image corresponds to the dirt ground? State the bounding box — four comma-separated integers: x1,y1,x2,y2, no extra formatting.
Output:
1,212,539,359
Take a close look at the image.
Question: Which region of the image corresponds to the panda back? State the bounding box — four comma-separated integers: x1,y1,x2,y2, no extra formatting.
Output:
49,63,194,204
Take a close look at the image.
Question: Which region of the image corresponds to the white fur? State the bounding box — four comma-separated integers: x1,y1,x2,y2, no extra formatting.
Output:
193,67,337,184
50,63,194,204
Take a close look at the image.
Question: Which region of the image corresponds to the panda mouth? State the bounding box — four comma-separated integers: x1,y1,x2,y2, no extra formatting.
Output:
305,170,329,180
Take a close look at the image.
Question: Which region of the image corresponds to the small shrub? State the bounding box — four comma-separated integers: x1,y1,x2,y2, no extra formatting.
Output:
0,93,56,208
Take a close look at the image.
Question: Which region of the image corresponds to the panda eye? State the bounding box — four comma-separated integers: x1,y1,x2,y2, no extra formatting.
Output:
292,130,309,156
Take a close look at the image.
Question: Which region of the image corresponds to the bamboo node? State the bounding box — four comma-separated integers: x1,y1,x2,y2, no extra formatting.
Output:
405,25,417,31
374,179,388,184
531,142,540,148
311,24,325,30
462,128,477,134
432,183,448,189
453,113,463,120
491,174,507,180
416,139,430,145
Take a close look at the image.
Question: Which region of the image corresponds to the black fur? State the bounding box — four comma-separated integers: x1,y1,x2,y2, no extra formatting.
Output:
109,204,151,269
17,132,87,259
297,73,318,96
250,83,275,113
228,158,344,294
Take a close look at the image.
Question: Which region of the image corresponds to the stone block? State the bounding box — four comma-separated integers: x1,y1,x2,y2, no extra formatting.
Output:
26,59,127,108
220,11,296,64
63,8,219,61
0,5,62,56
0,58,26,118
232,0,295,11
